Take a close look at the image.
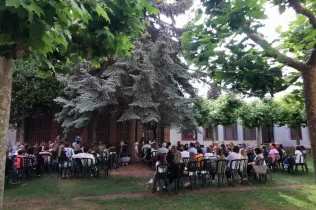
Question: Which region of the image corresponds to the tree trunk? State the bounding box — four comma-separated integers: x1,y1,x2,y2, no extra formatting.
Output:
212,124,216,142
19,117,25,144
0,58,14,209
302,67,316,181
92,118,97,144
128,120,137,162
257,125,262,147
295,126,301,146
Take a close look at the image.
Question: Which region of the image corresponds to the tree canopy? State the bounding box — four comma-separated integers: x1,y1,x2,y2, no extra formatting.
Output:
0,0,159,207
10,59,61,127
54,0,199,132
1,0,156,60
182,0,316,177
194,94,242,128
181,0,316,97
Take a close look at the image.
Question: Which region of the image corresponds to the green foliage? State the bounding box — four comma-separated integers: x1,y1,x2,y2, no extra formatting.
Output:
10,58,62,126
193,98,215,128
211,94,242,126
239,99,280,129
182,0,314,97
55,39,198,132
1,0,157,61
193,95,242,128
54,0,198,132
277,92,307,128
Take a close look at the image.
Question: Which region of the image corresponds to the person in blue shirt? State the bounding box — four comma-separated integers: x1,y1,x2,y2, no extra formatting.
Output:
221,144,230,157
75,135,81,145
261,145,269,159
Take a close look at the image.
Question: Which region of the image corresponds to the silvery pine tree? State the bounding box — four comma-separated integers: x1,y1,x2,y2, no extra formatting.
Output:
183,0,316,179
0,0,156,207
55,0,198,152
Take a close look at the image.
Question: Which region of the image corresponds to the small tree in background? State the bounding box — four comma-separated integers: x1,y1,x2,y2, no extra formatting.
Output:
239,99,280,147
194,95,242,142
277,91,307,146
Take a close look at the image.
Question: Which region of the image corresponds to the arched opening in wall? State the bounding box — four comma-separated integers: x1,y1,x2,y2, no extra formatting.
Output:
25,110,52,145
87,113,111,146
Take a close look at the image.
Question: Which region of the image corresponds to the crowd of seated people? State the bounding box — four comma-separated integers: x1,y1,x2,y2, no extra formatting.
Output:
5,136,130,183
142,140,309,188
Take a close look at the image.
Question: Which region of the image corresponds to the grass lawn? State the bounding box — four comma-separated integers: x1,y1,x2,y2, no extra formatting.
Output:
4,160,316,210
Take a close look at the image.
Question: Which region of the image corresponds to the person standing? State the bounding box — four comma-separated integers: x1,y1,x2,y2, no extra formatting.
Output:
75,135,81,145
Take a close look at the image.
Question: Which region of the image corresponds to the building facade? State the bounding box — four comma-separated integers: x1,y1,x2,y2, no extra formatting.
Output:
170,124,311,148
12,109,310,148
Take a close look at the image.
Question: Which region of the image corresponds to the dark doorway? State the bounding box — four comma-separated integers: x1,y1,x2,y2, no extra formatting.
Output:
262,126,274,144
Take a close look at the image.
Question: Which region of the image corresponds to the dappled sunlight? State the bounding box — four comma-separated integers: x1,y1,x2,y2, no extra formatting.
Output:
278,189,316,210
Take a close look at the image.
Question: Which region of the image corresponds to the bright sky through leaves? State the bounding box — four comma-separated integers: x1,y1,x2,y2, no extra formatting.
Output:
174,1,295,97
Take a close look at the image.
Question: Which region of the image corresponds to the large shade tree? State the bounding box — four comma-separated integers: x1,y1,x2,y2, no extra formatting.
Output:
182,0,316,178
0,0,156,207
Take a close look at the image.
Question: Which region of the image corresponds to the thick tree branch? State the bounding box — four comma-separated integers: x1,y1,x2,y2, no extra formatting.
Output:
276,76,300,92
288,0,316,66
247,32,307,71
288,0,316,29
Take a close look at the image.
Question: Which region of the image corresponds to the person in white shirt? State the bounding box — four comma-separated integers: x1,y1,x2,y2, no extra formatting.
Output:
181,145,190,158
187,142,197,155
204,147,214,158
295,145,304,164
72,147,95,166
157,142,168,154
141,140,151,151
14,145,25,156
226,145,242,169
64,142,74,159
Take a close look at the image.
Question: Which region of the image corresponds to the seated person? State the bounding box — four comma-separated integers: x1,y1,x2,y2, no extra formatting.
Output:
169,151,183,184
72,147,96,166
269,143,280,163
166,145,176,163
6,149,19,184
196,148,204,167
119,144,130,166
147,153,167,184
204,147,214,158
57,145,70,178
295,145,304,164
181,145,190,158
261,145,269,159
157,142,168,155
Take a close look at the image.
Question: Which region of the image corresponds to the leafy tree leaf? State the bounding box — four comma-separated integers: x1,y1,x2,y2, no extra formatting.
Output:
96,5,111,23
